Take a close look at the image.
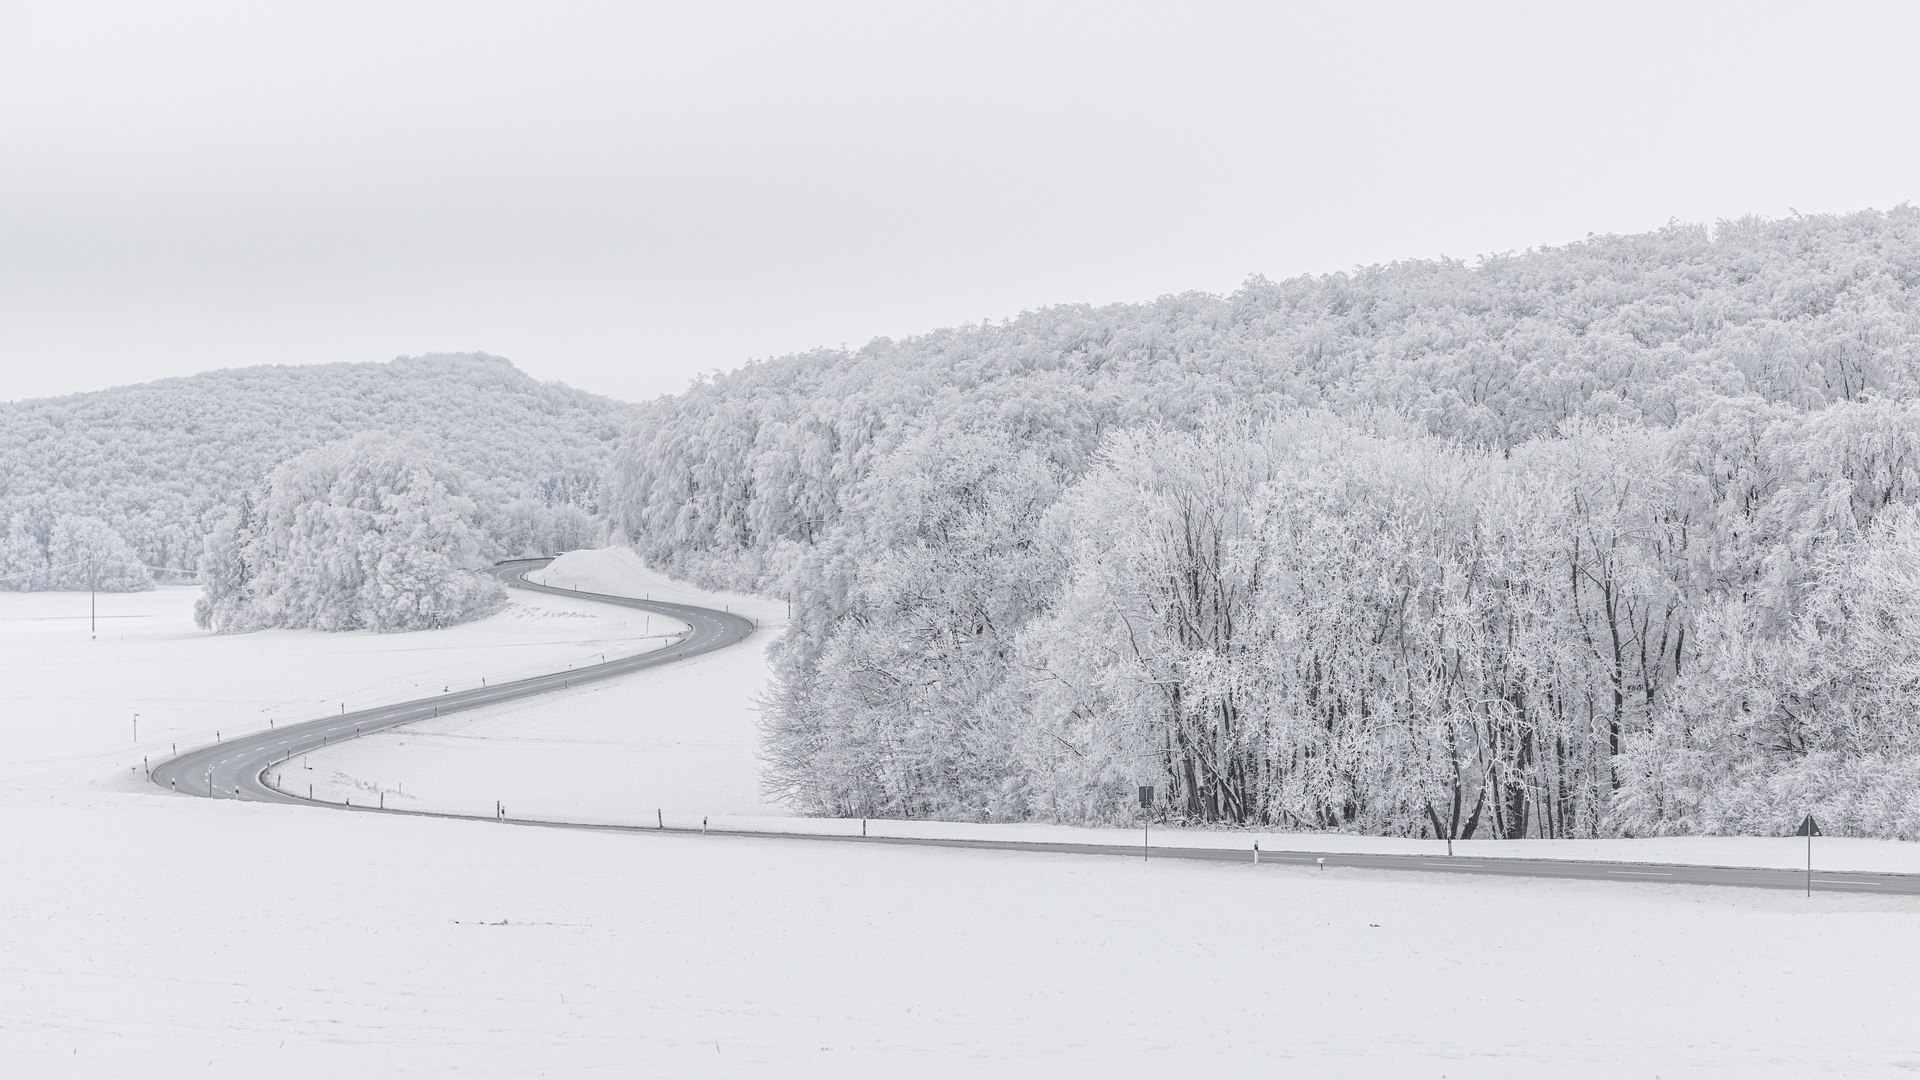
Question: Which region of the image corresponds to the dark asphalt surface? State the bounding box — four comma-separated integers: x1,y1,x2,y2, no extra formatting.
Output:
148,560,1920,897
149,558,756,807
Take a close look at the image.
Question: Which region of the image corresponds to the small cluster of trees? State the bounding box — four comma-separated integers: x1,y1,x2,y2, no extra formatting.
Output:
0,513,152,592
195,433,506,633
608,208,1920,839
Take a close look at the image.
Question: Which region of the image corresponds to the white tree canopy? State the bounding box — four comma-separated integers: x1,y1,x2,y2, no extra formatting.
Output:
604,209,1920,840
195,432,505,633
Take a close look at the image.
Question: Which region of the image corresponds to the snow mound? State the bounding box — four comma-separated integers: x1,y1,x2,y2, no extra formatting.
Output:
528,548,786,624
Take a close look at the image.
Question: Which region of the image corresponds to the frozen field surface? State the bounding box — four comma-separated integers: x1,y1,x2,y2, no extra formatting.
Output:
6,795,1920,1077
0,581,686,792
278,547,787,818
4,565,1920,1075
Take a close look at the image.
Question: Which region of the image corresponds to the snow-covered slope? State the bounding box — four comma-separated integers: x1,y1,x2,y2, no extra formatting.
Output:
526,545,787,623
0,351,629,576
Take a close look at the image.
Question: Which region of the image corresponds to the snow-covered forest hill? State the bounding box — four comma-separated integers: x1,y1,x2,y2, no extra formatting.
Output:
603,207,1920,841
1,353,629,586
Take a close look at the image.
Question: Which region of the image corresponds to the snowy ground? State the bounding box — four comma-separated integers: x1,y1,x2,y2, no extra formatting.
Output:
5,564,1920,1075
273,548,788,819
268,633,783,819
11,795,1920,1077
0,582,686,794
688,817,1920,876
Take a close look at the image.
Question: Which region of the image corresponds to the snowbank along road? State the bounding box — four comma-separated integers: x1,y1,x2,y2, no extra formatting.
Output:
150,560,1920,897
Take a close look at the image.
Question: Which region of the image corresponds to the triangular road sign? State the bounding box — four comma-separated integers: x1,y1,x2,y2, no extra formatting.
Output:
1795,814,1821,837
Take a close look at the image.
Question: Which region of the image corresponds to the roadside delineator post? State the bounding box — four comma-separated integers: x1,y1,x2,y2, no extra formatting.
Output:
1795,814,1822,896
1138,786,1154,860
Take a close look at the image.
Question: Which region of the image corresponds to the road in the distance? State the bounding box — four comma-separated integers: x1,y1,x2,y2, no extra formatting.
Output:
149,558,755,806
149,560,1920,897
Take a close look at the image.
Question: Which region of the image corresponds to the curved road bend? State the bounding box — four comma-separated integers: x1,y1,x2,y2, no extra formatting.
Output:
150,558,756,807
149,560,1920,897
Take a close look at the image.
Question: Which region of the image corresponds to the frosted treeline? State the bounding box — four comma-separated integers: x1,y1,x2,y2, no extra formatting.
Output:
604,208,1920,839
0,352,628,582
0,513,154,592
196,433,506,632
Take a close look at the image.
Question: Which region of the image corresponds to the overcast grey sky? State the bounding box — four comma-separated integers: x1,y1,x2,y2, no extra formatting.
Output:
2,0,1916,404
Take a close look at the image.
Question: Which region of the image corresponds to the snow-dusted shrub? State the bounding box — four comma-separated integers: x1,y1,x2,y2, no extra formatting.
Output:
195,432,505,633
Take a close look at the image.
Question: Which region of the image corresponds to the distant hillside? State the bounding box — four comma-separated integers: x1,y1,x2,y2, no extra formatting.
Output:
0,353,632,573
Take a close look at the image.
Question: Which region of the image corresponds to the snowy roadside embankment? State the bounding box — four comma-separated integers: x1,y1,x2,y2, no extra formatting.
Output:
673,815,1920,877
283,547,790,819
524,546,787,626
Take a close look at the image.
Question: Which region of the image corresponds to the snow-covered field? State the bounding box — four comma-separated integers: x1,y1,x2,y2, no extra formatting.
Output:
275,548,788,819
0,581,686,793
4,562,1920,1075
11,795,1920,1077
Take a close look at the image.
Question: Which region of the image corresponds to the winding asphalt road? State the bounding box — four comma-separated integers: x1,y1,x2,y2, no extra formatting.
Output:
149,560,1920,897
150,558,755,807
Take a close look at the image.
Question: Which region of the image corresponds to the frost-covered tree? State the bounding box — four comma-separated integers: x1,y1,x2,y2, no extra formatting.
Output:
0,514,50,590
599,207,1920,838
195,433,504,633
488,498,602,559
0,512,151,591
762,422,1070,818
45,514,154,591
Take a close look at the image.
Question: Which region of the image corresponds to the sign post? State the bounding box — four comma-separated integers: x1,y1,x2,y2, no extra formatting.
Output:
1795,814,1821,897
1138,785,1154,861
